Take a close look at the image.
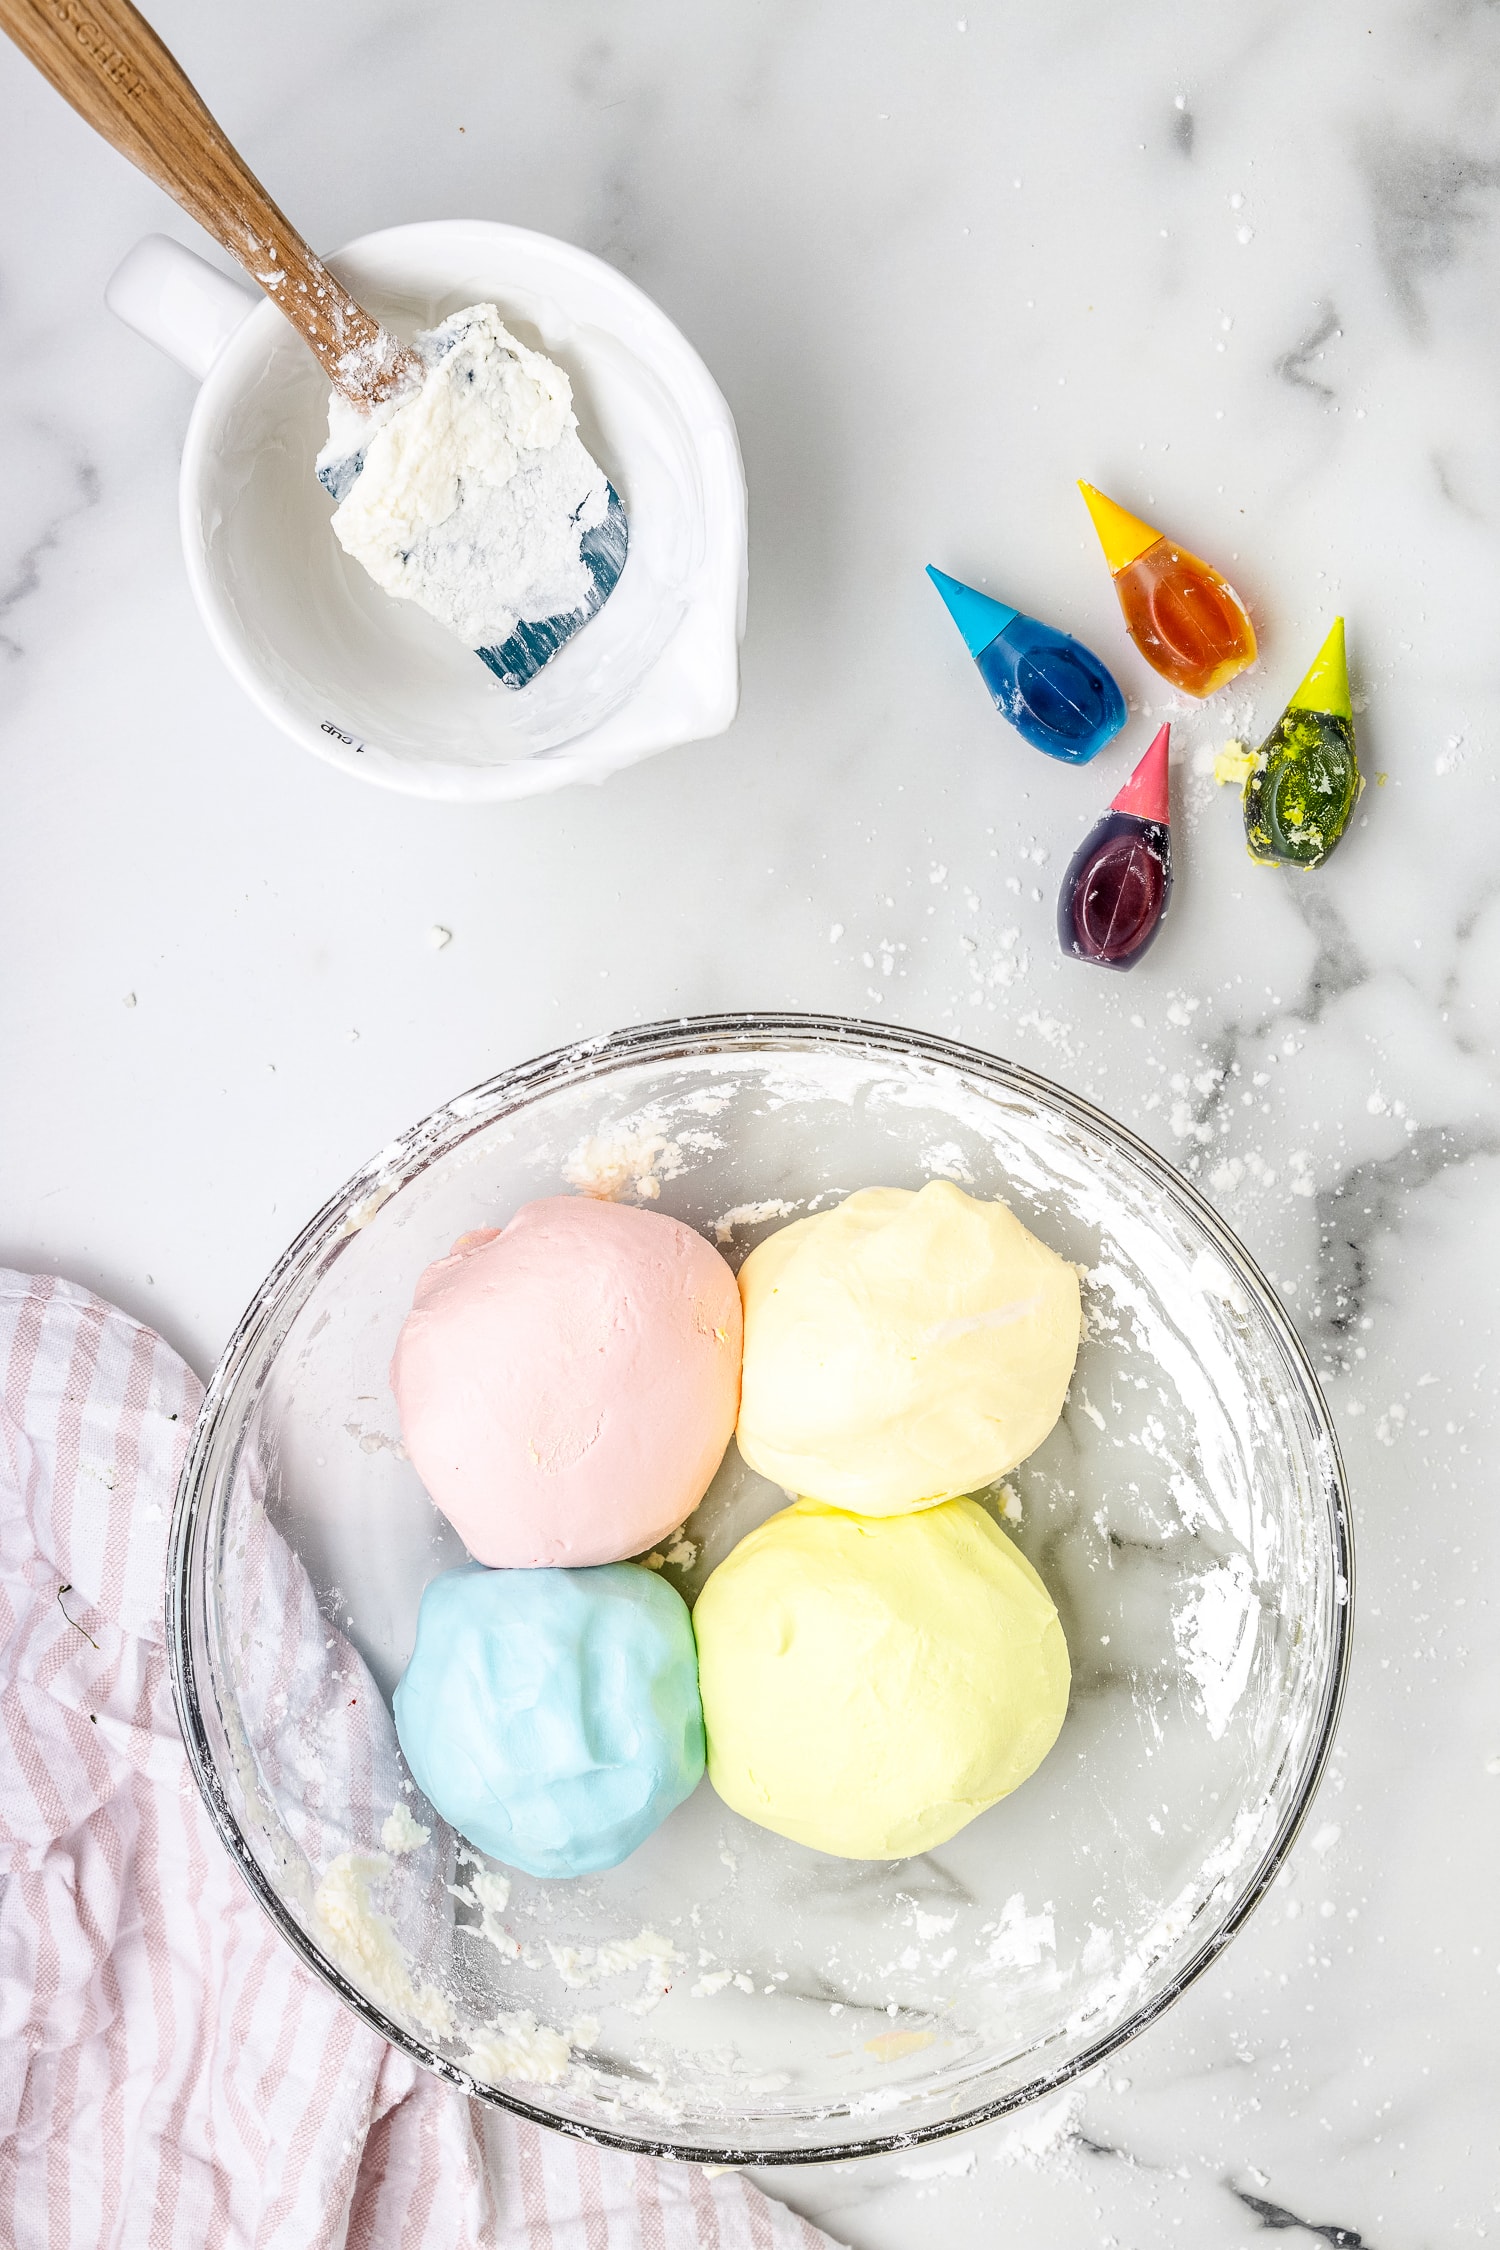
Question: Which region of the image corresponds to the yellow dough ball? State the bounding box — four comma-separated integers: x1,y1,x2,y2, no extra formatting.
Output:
693,1498,1070,1859
735,1181,1081,1513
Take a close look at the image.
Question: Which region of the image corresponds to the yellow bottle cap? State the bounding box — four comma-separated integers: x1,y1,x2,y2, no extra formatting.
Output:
1288,618,1351,720
1078,482,1162,574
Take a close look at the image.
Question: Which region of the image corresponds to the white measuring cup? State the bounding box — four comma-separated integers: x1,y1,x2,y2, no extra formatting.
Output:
108,223,748,801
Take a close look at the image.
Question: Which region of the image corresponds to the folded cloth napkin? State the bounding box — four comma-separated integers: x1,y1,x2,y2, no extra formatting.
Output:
0,1271,841,2250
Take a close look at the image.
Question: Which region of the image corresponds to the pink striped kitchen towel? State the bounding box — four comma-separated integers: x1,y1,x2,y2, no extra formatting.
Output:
0,1271,842,2250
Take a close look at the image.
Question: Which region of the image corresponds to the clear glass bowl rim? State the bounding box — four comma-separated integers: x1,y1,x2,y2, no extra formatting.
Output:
167,1010,1355,2166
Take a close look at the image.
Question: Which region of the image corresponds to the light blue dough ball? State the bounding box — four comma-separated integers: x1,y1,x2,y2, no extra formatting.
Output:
393,1561,705,1878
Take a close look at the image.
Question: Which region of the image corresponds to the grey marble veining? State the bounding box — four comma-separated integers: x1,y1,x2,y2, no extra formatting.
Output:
2,0,1498,2242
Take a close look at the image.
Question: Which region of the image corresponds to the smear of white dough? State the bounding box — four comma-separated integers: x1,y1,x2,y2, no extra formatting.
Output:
381,1802,429,1855
563,1125,684,1203
466,2015,573,2087
320,303,609,649
546,1929,683,2015
713,1199,799,1245
314,1853,452,2037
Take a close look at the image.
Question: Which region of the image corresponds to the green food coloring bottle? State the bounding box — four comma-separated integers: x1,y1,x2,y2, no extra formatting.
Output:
1243,619,1361,870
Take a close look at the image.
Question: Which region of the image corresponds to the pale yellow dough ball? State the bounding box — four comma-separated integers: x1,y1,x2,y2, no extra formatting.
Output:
735,1181,1081,1513
693,1498,1070,1859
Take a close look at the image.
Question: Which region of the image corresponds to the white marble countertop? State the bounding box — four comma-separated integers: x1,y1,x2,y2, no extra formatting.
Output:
3,1,1497,2241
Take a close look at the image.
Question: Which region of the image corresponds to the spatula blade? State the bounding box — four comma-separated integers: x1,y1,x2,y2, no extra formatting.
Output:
475,486,629,689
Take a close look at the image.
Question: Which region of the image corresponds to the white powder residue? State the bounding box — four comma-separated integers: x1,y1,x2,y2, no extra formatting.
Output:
911,1907,958,1942
712,1198,798,1244
551,1928,682,1982
1080,1924,1113,1972
450,1865,517,1958
380,1802,430,1855
920,1141,975,1183
982,1893,1056,1970
1086,1252,1266,1557
563,1126,685,1202
990,2083,1087,2170
1167,1465,1218,1537
1016,1008,1078,1061
471,1868,512,1915
546,1928,682,2013
1189,1248,1248,1319
320,303,609,649
314,1853,452,2037
1065,1804,1268,2040
466,2014,573,2087
1174,1553,1260,1738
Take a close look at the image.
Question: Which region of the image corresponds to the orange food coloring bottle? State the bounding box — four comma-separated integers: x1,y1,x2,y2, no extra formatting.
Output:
1078,483,1257,699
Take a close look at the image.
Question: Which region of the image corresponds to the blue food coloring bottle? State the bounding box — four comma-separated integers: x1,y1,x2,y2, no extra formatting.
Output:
927,566,1127,765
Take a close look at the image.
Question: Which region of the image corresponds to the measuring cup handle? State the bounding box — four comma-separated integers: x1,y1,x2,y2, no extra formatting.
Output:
106,233,255,381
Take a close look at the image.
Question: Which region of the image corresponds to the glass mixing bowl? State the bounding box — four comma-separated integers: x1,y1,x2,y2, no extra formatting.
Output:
168,1014,1352,2163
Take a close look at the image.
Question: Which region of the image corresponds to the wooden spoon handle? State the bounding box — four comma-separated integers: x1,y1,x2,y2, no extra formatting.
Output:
0,0,416,401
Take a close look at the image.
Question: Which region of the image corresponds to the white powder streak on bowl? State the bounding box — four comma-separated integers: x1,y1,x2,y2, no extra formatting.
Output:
981,1894,1058,1972
562,1125,685,1201
1173,1553,1262,1740
465,2016,573,2087
316,1850,605,2089
449,1865,520,1960
314,1852,453,2037
1062,1801,1270,2042
712,1198,800,1245
546,1930,684,2016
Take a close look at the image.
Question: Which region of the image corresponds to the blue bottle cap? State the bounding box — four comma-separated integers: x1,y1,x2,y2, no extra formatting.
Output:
926,566,1019,657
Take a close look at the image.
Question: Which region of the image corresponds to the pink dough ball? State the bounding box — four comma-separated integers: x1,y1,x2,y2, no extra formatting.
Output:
391,1197,743,1567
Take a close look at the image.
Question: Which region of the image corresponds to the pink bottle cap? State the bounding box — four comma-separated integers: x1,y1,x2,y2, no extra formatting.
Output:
1109,724,1170,824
